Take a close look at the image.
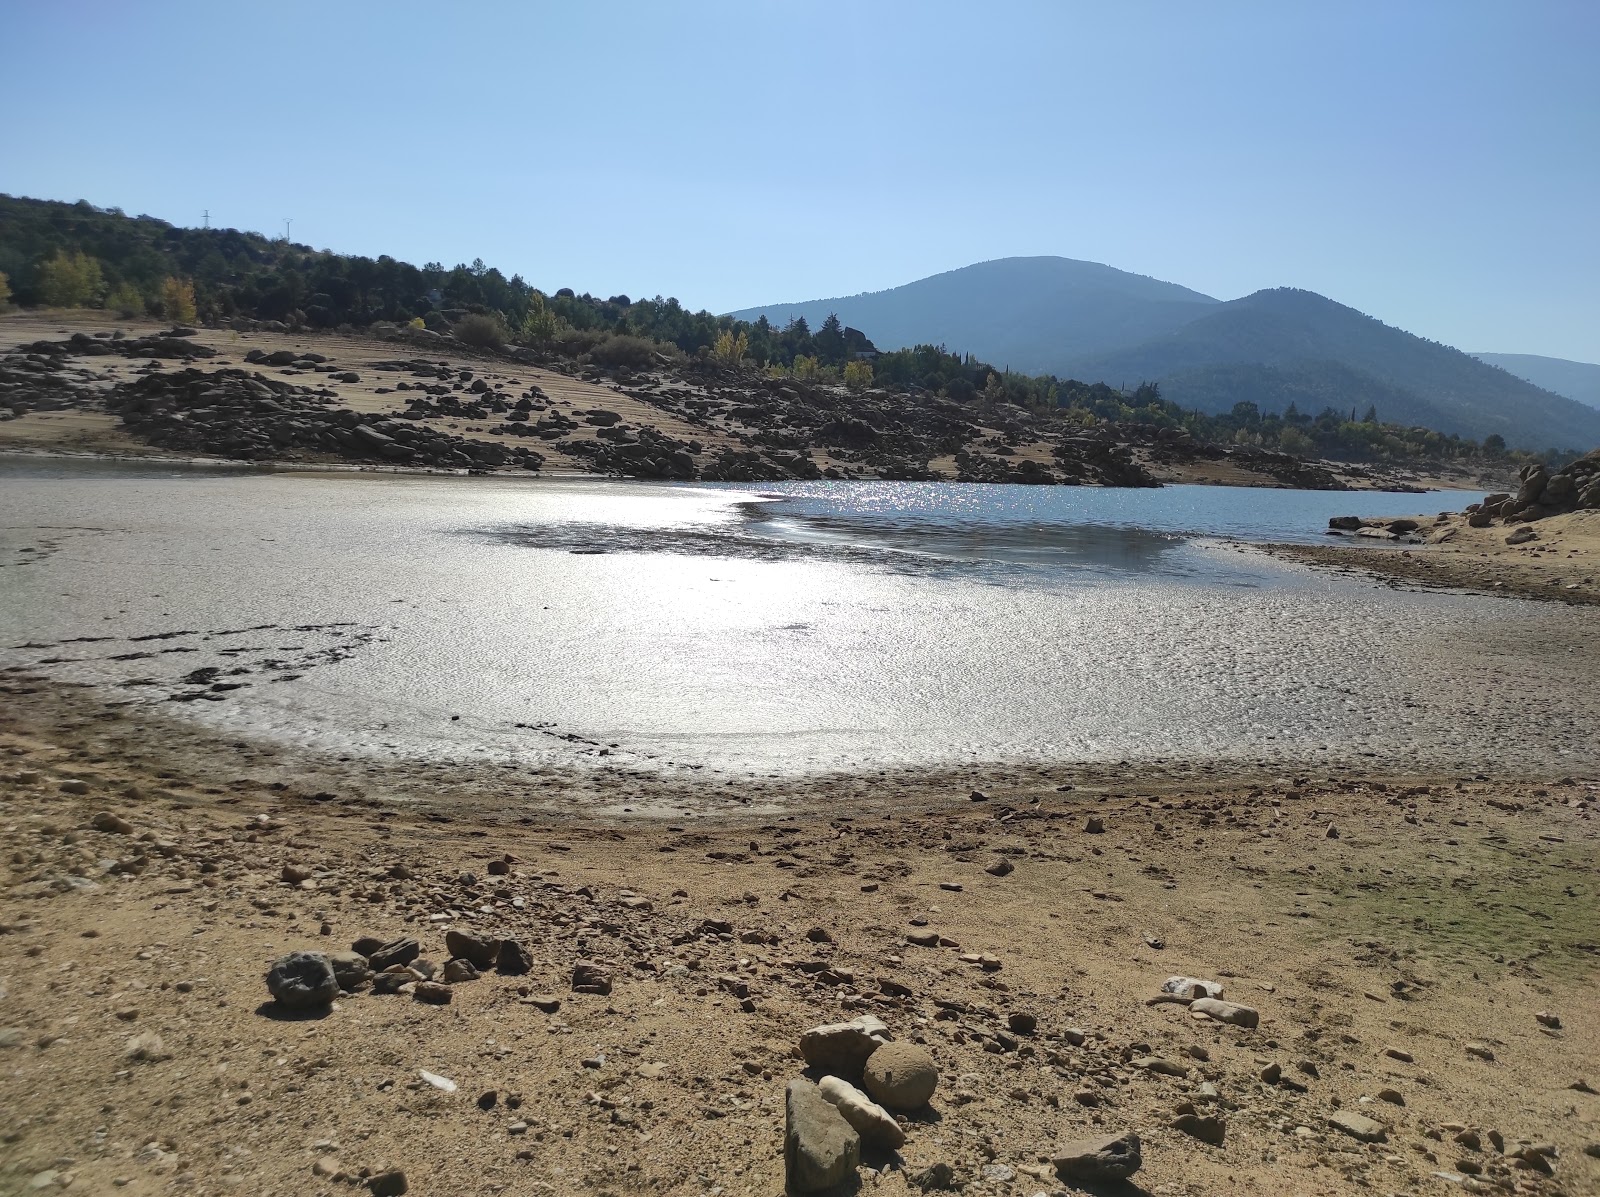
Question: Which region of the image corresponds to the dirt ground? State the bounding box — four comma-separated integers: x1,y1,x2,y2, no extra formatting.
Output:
1267,509,1600,607
1,672,1596,1197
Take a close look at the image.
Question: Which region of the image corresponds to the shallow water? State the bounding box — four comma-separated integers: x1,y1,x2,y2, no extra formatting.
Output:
3,460,1594,778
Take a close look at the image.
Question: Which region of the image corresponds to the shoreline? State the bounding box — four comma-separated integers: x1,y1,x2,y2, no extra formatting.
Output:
2,670,1597,1194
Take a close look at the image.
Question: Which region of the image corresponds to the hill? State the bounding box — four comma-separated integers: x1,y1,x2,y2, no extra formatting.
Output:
728,257,1218,374
1059,289,1600,451
1473,352,1600,411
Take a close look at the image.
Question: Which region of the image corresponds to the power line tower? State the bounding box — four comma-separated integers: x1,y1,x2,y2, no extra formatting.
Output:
284,218,293,243
202,209,209,229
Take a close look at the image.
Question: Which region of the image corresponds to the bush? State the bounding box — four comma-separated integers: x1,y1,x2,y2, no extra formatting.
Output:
108,283,146,318
588,333,671,370
843,360,873,390
455,312,508,348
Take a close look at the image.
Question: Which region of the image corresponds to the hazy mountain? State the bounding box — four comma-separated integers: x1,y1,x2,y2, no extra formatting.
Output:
728,256,1219,374
735,258,1600,451
1473,352,1600,411
1061,289,1600,450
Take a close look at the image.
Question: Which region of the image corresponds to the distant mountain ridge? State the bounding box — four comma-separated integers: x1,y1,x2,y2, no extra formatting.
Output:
732,257,1600,452
1473,352,1600,412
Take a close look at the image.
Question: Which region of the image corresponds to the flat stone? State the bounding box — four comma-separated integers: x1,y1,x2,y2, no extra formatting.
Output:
1189,997,1260,1028
366,938,420,971
1053,1130,1142,1182
1172,1113,1226,1145
1328,1110,1388,1143
412,981,451,1005
785,1078,861,1192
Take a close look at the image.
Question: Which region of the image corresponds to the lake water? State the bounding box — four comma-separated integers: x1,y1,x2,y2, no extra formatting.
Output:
4,459,1595,780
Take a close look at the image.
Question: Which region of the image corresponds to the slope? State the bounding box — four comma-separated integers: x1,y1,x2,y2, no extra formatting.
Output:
728,256,1218,373
1473,352,1600,411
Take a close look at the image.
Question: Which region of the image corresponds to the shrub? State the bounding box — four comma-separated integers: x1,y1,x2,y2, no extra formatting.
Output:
553,326,608,357
38,250,103,307
793,355,820,381
843,360,873,390
0,270,10,309
407,316,426,330
455,312,508,348
588,333,668,370
160,276,197,324
711,329,748,366
108,283,146,318
519,292,560,345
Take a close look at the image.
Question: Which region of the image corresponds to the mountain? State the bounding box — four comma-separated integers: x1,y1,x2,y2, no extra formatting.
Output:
1060,289,1600,450
1473,352,1600,411
728,256,1219,374
735,258,1600,452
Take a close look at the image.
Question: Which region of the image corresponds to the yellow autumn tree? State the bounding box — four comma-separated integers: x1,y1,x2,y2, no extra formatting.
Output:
843,359,873,390
38,250,104,307
160,277,198,324
711,329,748,366
792,355,820,381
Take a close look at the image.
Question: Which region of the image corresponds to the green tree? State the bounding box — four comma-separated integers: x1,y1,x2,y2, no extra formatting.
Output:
814,313,846,365
38,250,104,307
519,291,560,344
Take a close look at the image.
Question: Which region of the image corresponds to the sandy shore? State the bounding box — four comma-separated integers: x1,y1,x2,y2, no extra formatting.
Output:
2,672,1597,1196
1265,509,1600,606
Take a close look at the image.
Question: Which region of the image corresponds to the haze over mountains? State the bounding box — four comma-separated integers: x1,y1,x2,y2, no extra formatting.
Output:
1472,353,1600,413
731,258,1600,452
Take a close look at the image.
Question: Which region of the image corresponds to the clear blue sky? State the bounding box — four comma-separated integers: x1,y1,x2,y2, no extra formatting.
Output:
4,1,1597,360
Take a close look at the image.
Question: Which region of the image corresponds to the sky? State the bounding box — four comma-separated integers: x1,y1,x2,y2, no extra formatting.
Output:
4,1,1598,361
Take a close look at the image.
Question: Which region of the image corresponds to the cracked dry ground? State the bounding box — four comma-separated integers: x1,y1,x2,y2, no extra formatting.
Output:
0,683,1597,1196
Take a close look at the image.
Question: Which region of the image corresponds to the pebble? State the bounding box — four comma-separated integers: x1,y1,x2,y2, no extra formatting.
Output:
60,780,90,796
1172,1112,1226,1145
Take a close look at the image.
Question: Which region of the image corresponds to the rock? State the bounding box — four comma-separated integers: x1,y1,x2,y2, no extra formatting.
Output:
818,1075,906,1149
910,1162,959,1191
862,1040,938,1110
367,938,420,971
985,856,1014,877
1083,816,1104,834
366,1170,408,1196
1172,1112,1226,1145
905,929,941,948
571,961,612,995
522,994,561,1013
1377,1087,1405,1105
799,1015,892,1078
1329,515,1363,530
785,1078,861,1192
60,779,91,796
444,929,499,970
1131,1055,1190,1077
1328,1111,1388,1143
496,938,533,975
1535,1011,1561,1029
1007,1011,1037,1035
412,981,451,1005
1053,1131,1142,1182
1382,1045,1414,1063
1190,997,1260,1028
1506,527,1538,545
312,1156,342,1178
441,958,480,983
1163,975,1223,999
90,810,133,834
124,1031,171,1062
265,951,340,1010
328,951,372,990
351,935,386,957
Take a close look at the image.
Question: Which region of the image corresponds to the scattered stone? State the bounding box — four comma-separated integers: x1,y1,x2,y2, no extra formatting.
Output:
444,929,500,970
1189,997,1260,1028
496,938,533,975
1083,816,1104,834
441,958,480,983
366,938,420,971
1535,1011,1561,1029
1163,976,1223,1000
124,1031,171,1062
985,857,1014,877
366,1170,408,1196
328,951,372,991
799,1015,891,1078
1382,1046,1414,1063
571,961,612,995
818,1075,906,1149
863,1040,938,1110
1328,1111,1388,1143
418,1069,457,1092
1007,1011,1037,1035
265,951,339,1010
1172,1112,1226,1145
90,811,131,833
910,1162,959,1191
785,1078,861,1193
60,779,90,796
1377,1087,1405,1105
1053,1131,1142,1182
412,981,451,1005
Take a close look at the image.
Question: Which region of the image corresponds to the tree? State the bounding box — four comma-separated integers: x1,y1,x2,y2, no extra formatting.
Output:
160,276,197,323
38,250,103,307
1362,405,1378,424
711,329,748,366
519,291,559,345
982,371,1005,405
814,313,846,365
108,282,146,318
793,355,820,381
843,359,873,390
1482,433,1507,456
0,270,10,309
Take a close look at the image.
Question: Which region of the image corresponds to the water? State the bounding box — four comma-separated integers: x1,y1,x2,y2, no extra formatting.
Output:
3,459,1592,780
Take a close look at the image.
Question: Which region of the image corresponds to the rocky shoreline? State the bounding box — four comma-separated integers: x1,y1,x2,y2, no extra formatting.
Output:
1,672,1597,1195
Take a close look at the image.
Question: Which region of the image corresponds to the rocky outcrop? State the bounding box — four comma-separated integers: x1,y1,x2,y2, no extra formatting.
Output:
1468,451,1600,524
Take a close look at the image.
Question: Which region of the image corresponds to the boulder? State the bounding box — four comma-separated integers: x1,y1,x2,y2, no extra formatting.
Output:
1053,1131,1142,1182
785,1079,861,1192
798,1015,891,1078
497,938,533,975
265,951,339,1010
862,1040,938,1110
